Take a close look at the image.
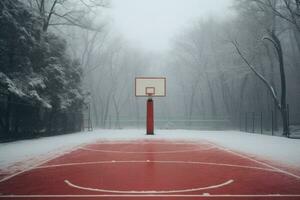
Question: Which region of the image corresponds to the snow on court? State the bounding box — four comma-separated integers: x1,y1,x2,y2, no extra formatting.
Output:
0,129,300,175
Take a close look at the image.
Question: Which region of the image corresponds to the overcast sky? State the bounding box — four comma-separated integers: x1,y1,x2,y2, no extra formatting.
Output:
108,0,233,52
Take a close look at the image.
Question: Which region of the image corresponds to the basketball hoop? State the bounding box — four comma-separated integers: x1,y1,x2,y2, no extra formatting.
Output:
146,87,155,97
135,77,166,135
135,77,166,97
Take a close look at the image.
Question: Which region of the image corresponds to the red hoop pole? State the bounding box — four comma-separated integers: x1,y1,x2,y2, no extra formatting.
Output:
147,98,154,135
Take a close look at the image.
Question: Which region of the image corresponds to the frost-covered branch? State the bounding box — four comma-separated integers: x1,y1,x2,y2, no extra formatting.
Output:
29,0,108,32
231,40,281,109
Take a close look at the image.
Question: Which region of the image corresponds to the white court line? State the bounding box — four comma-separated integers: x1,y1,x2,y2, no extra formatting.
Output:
208,142,300,180
65,179,234,194
35,160,280,173
94,142,208,145
1,194,300,198
0,145,83,183
79,146,216,154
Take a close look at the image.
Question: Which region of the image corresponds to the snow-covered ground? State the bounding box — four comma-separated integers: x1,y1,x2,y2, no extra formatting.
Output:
0,129,300,174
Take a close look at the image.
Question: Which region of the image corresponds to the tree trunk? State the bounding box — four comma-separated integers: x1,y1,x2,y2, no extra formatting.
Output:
239,75,248,112
102,94,111,128
4,94,12,137
206,76,217,117
280,106,289,136
188,82,198,127
220,72,231,117
265,44,279,130
292,25,300,54
112,96,121,129
135,100,140,128
271,32,289,136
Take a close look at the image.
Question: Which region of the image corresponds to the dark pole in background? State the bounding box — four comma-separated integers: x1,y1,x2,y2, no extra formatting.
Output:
245,112,248,132
88,103,92,131
260,112,263,134
252,112,255,133
287,104,290,137
271,110,274,136
239,112,242,131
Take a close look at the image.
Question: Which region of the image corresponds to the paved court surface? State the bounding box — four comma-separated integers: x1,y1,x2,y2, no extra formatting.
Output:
1,139,300,199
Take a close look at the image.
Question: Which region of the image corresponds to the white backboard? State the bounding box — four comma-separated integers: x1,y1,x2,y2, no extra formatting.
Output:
135,77,166,97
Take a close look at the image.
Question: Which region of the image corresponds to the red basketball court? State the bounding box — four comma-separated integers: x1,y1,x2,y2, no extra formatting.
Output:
0,139,300,200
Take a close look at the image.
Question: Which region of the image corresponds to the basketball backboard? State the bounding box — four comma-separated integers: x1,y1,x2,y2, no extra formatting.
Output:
135,77,166,97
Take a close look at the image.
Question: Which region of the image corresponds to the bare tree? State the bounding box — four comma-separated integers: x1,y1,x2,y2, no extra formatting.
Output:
232,30,289,136
28,0,108,32
250,0,300,52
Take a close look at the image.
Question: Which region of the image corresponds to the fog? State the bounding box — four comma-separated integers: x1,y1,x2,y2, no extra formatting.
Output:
109,0,233,51
1,0,300,140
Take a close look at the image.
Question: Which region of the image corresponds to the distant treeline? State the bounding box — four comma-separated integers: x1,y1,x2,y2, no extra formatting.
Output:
0,0,85,141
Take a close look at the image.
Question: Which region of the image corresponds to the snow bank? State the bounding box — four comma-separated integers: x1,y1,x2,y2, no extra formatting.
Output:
0,129,300,174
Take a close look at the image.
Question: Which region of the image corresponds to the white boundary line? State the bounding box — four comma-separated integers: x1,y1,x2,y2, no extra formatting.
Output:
36,160,279,173
94,142,208,145
1,194,300,198
79,146,216,154
0,145,83,183
207,142,300,180
65,179,234,194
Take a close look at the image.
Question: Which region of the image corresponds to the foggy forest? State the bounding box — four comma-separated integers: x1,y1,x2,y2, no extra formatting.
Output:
1,0,300,141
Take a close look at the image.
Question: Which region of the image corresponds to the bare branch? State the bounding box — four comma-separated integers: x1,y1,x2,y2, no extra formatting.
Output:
231,40,281,109
50,12,104,32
